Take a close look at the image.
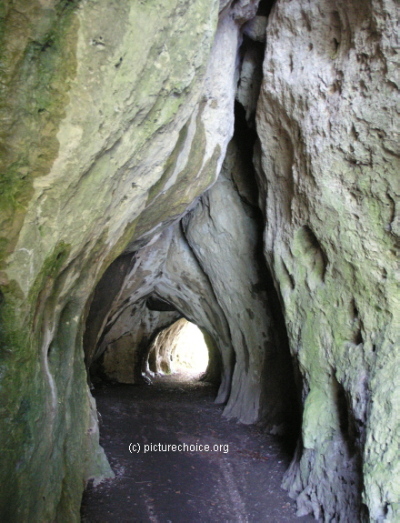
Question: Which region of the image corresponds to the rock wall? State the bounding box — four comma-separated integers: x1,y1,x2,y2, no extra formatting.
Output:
147,318,188,375
256,0,400,520
0,0,259,520
1,0,398,521
182,139,299,427
94,300,180,384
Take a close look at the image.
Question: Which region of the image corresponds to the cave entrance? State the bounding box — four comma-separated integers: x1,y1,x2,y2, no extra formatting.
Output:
147,318,209,380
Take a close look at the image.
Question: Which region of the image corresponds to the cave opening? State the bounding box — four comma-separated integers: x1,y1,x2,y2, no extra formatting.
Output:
82,148,305,520
80,2,307,518
146,319,210,380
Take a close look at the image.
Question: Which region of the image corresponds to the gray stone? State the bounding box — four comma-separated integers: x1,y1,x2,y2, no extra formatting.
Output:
256,0,400,520
1,0,399,521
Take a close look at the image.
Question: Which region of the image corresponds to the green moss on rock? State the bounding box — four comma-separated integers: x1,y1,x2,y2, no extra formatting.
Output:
0,1,80,269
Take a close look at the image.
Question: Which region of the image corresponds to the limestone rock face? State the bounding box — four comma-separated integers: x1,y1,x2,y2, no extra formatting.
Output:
96,300,180,384
147,318,188,376
1,0,399,521
0,0,254,520
256,0,400,520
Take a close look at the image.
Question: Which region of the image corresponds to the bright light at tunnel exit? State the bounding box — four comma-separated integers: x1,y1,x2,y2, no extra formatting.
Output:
171,321,209,375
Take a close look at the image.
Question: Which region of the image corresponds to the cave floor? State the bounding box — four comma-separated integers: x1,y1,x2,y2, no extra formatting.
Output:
81,374,314,523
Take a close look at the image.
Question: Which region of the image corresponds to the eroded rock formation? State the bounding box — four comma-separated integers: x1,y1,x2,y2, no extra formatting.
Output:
0,0,398,521
88,137,298,429
256,2,400,520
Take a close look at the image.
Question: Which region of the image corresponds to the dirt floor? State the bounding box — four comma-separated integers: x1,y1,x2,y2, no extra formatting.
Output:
81,373,315,522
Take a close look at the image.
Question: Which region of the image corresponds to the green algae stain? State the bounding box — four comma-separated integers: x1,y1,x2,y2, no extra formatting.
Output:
28,241,71,313
0,288,35,519
0,2,80,269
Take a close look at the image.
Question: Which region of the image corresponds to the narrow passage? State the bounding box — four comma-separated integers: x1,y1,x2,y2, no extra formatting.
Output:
81,376,314,522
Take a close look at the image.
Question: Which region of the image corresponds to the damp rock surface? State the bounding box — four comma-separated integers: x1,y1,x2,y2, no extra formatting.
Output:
256,0,400,520
81,375,314,523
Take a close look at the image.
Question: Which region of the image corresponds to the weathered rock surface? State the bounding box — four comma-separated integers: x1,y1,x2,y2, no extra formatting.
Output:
0,0,256,520
92,137,298,429
182,140,298,427
256,0,400,520
95,301,180,384
147,318,189,376
0,0,398,521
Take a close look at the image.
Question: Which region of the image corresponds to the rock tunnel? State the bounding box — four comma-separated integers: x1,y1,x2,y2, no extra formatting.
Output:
0,0,399,521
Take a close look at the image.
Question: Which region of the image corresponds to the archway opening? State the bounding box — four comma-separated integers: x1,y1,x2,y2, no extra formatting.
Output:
147,318,209,380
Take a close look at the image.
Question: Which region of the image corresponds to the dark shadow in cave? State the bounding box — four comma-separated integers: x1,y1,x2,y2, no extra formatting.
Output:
81,377,314,523
257,0,276,17
233,99,302,456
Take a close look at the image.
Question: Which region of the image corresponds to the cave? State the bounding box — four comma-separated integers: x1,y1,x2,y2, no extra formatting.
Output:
0,0,399,522
146,319,210,377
